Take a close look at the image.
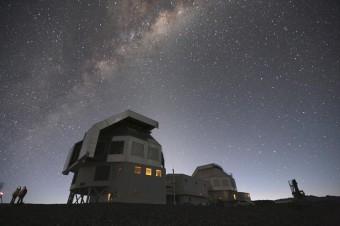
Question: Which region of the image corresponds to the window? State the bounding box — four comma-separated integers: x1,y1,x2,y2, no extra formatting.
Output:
94,142,107,161
131,142,144,158
156,169,162,177
109,141,124,154
147,147,159,161
134,166,142,175
94,165,110,181
145,168,152,176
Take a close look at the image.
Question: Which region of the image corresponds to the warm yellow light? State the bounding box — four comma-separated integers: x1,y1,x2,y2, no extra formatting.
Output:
146,168,152,176
156,169,162,177
233,194,237,200
134,166,142,175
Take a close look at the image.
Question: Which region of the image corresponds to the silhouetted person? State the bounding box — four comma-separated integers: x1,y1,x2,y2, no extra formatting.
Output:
10,186,21,204
17,186,27,204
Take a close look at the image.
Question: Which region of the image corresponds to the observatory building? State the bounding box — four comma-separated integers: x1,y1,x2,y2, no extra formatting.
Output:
166,164,250,205
193,164,251,203
63,110,166,204
193,163,239,203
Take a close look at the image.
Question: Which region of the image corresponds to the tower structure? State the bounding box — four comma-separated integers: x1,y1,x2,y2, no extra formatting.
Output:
63,110,166,204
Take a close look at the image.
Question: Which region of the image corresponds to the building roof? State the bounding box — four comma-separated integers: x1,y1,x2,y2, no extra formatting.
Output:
192,163,225,176
165,173,191,178
193,163,223,172
192,163,233,178
78,110,158,160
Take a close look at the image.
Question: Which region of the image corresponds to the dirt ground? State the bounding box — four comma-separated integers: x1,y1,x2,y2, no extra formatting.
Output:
0,200,339,226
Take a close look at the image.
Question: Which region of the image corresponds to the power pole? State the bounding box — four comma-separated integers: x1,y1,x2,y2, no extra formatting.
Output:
172,168,176,205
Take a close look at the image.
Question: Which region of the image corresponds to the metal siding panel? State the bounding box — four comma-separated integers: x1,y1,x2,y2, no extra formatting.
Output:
78,127,97,159
87,129,100,158
77,110,159,161
62,146,74,174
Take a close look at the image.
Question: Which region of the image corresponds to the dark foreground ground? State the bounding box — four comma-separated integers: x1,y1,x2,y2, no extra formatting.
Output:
1,199,340,226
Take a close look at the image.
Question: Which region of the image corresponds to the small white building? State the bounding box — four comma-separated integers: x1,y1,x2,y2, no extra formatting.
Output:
166,174,209,205
63,110,166,204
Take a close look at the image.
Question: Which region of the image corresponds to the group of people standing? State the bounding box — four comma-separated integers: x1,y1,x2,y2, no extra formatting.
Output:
0,191,3,203
10,186,27,204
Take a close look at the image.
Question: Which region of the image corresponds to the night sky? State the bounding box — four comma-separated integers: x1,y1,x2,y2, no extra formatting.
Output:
1,0,339,203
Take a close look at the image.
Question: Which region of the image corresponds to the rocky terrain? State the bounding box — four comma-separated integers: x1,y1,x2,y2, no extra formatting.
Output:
0,199,339,226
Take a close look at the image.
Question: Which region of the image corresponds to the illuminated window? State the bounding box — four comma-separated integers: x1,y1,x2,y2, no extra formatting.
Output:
145,168,152,176
233,193,237,200
134,166,142,175
156,169,162,177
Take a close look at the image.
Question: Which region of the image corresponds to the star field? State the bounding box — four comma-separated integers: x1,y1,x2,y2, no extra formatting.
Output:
0,0,339,203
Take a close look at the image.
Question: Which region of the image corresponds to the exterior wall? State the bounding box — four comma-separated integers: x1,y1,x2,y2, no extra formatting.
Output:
105,136,162,168
166,174,209,205
208,190,238,203
71,162,166,204
72,165,96,188
207,176,237,191
108,162,165,204
237,192,251,201
175,195,208,205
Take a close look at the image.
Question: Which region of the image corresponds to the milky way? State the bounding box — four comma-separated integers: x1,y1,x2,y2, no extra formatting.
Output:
0,0,339,203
